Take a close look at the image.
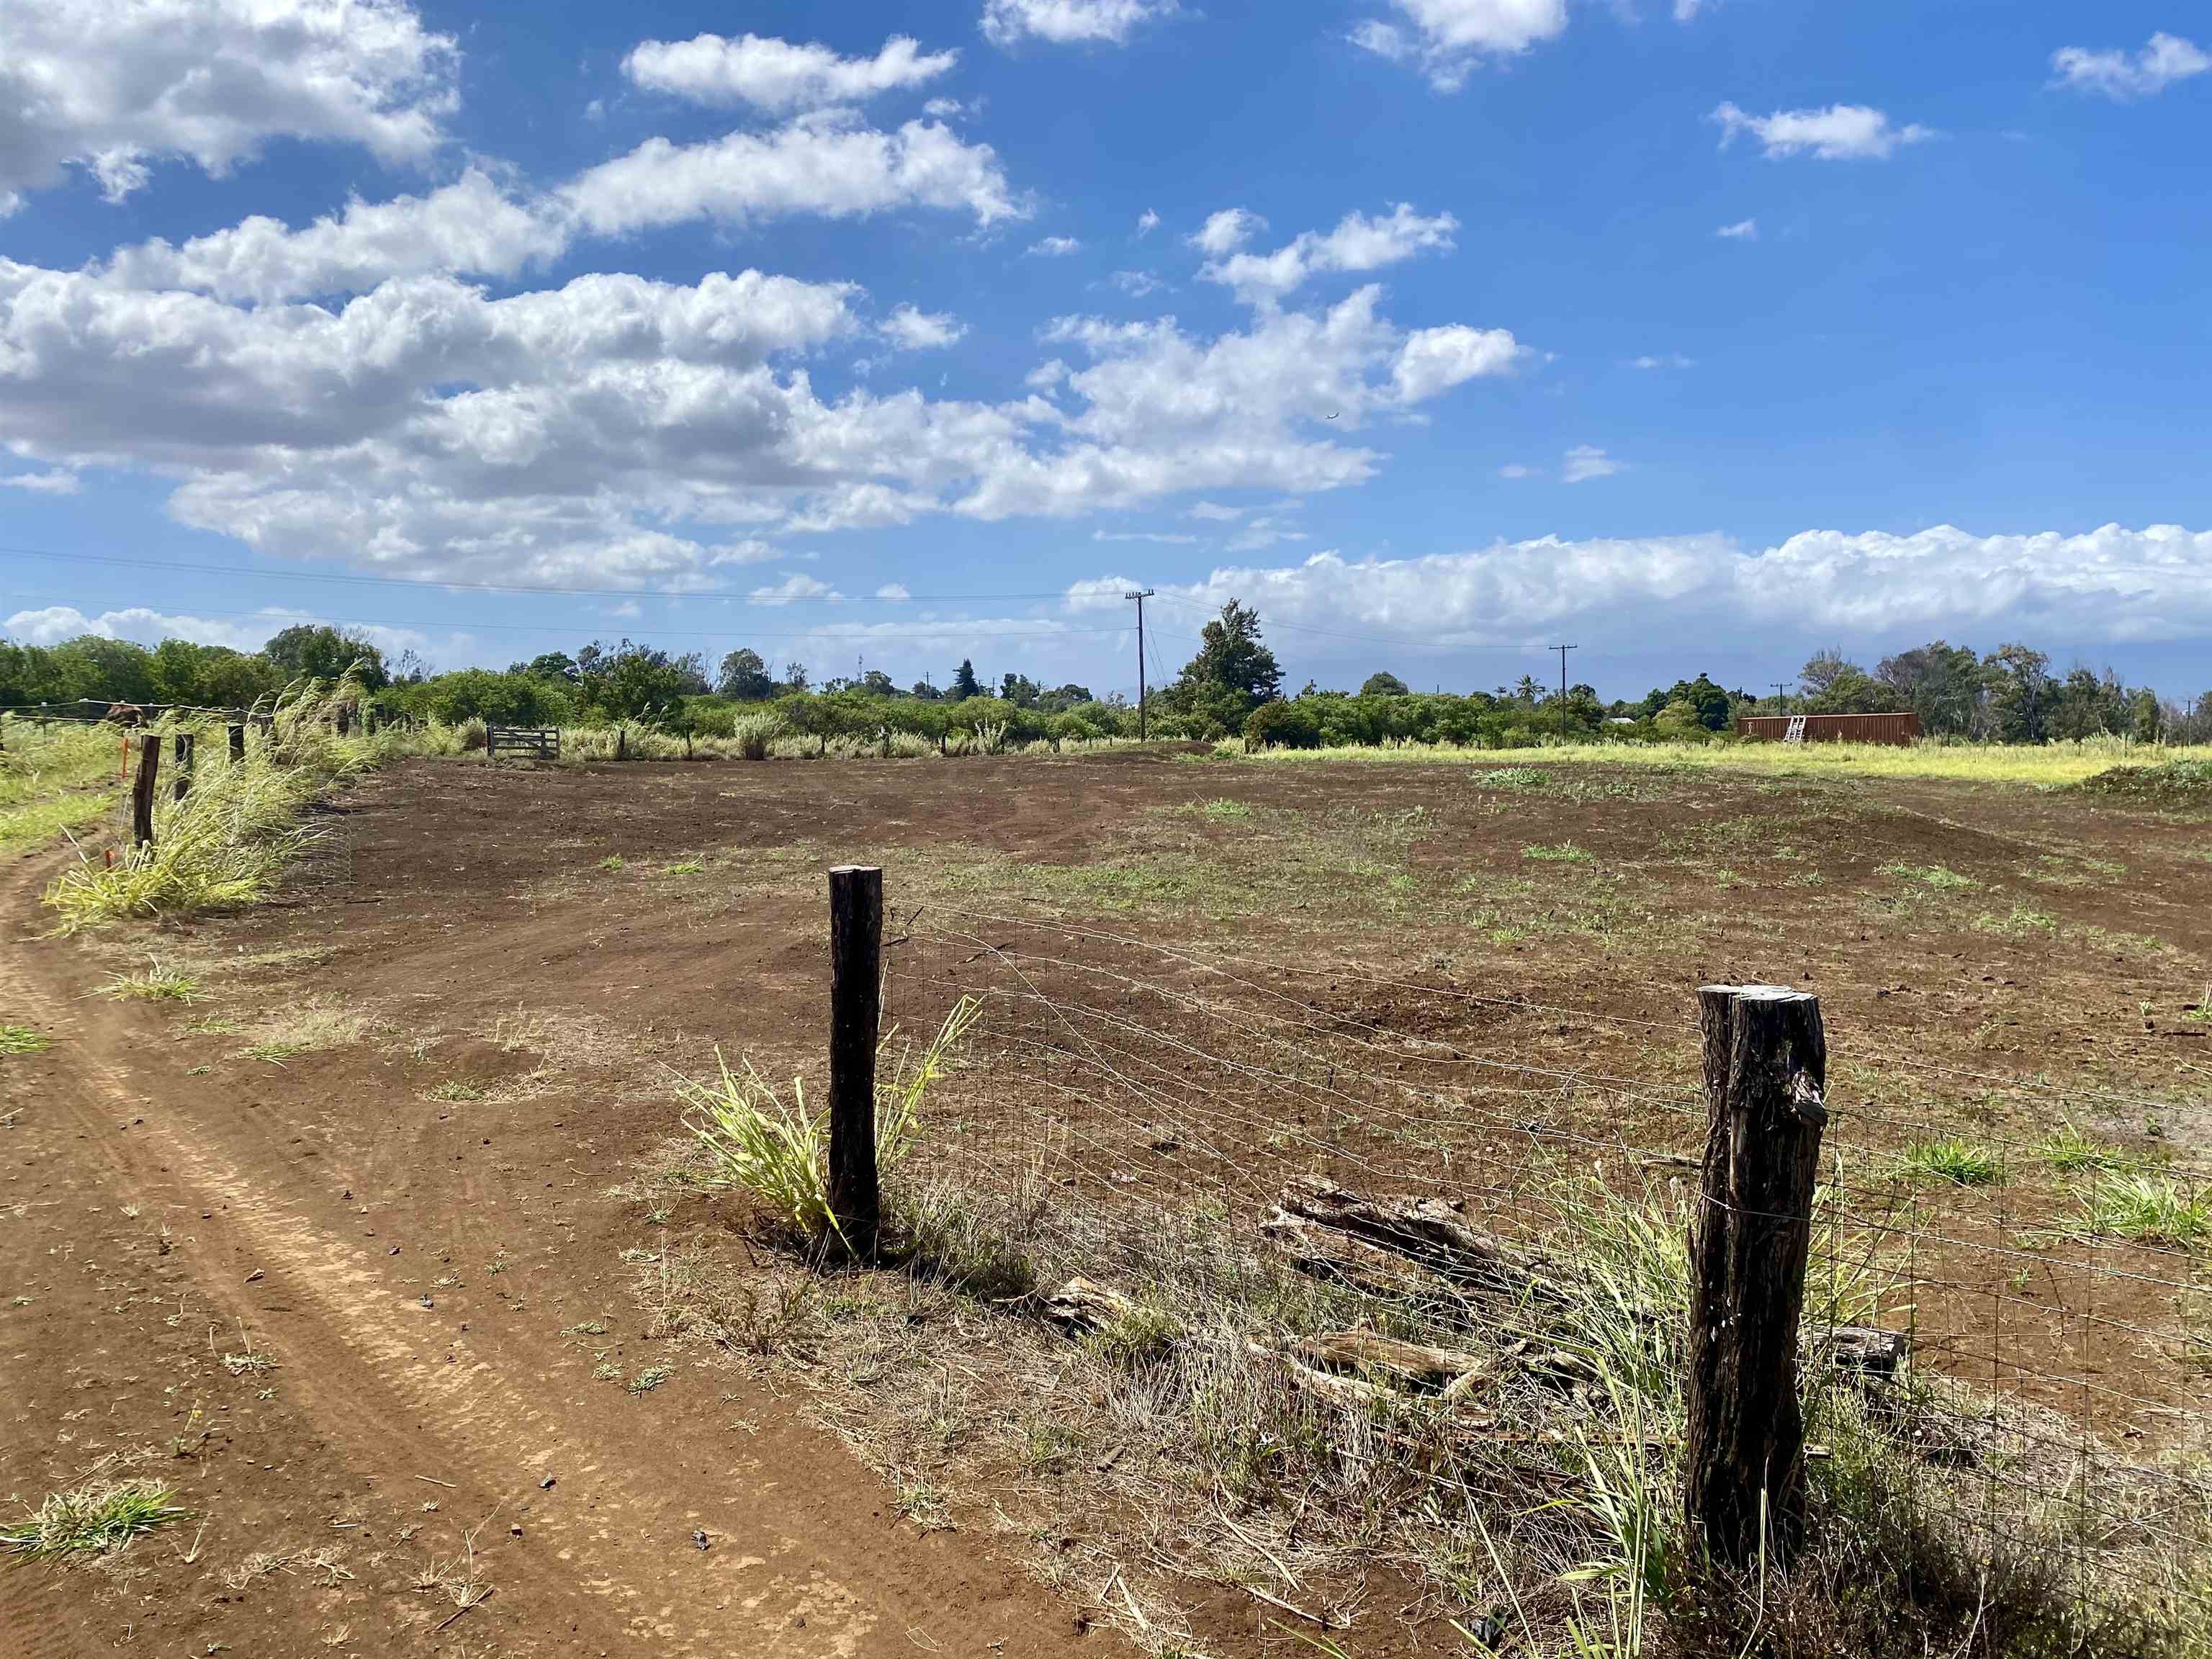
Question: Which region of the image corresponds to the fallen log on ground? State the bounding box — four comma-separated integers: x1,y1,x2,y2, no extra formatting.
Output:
1262,1177,1566,1305
1262,1177,1910,1384
1041,1276,1136,1336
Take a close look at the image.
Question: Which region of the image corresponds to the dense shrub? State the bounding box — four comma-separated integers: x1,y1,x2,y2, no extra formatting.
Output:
1244,698,1324,750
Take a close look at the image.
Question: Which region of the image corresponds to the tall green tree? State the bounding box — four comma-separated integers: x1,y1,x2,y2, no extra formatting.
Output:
1875,641,1984,736
716,647,776,699
577,639,696,730
1799,649,1884,715
1179,601,1282,701
950,659,983,699
1983,644,2051,744
1359,671,1410,697
49,637,158,703
262,624,389,689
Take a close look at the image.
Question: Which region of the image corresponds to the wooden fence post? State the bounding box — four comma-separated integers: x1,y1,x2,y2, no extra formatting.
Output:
173,732,194,801
130,733,161,848
1682,984,1828,1566
827,865,884,1256
229,722,246,764
336,705,350,737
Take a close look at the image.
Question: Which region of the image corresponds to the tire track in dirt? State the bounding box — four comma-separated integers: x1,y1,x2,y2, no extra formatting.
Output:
0,860,1096,1658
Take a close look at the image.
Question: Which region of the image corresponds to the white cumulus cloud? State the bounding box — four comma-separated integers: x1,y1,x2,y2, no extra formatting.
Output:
1,467,81,493
1078,523,2212,652
1393,325,1524,400
564,114,1022,237
0,0,457,213
1715,217,1758,240
1028,235,1083,256
3,602,441,660
1190,207,1266,257
102,168,563,304
881,305,967,349
622,32,959,111
1202,204,1459,303
1561,445,1620,482
1712,102,1934,161
98,115,1019,306
1352,0,1570,91
2051,33,2210,101
981,0,1177,48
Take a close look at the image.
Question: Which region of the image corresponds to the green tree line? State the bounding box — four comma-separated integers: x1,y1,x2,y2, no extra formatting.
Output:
7,611,2208,748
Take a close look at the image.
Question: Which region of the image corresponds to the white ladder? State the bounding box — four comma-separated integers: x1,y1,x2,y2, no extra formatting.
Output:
1783,715,1807,744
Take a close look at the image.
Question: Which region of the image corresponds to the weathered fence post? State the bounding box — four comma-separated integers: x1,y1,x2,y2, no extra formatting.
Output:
1683,983,1828,1566
827,865,884,1257
336,705,350,737
173,732,194,801
130,733,161,848
229,722,246,764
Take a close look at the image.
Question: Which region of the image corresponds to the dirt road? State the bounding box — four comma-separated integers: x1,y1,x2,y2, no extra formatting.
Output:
0,811,1101,1655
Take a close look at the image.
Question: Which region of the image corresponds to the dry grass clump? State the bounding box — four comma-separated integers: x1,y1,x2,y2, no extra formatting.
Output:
238,1002,375,1065
635,1115,2212,1658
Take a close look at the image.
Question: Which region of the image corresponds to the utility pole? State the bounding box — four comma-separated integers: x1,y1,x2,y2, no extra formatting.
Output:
1771,680,1789,712
1550,644,1577,702
1125,588,1156,740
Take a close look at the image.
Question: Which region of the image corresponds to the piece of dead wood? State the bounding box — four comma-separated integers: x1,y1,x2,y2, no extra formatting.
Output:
1267,1180,1912,1383
1267,1178,1564,1304
1290,1328,1489,1392
1817,1324,1910,1380
1040,1277,1134,1336
1259,1208,1454,1304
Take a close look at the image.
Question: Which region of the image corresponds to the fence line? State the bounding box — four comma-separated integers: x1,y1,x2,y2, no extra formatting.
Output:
836,878,2212,1634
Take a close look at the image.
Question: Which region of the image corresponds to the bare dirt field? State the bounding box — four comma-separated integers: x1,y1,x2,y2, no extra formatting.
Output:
6,748,2210,1655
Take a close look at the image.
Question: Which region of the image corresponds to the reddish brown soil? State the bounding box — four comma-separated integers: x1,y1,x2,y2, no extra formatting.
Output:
4,750,2208,1655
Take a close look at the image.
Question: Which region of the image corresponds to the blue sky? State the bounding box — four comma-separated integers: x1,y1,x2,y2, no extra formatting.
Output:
2,0,2208,699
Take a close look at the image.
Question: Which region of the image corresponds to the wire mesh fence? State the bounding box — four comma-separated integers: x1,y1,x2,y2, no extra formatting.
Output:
877,898,2212,1637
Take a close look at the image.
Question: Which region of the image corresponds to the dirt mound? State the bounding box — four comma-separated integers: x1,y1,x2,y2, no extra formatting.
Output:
2078,760,2212,804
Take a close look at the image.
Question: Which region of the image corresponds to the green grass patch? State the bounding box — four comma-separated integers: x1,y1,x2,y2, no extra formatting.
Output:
2038,1122,2133,1174
2072,1176,2212,1248
660,859,705,876
1894,1138,2005,1186
598,853,626,872
1522,841,1593,863
679,999,979,1245
0,1023,50,1056
95,961,203,1004
1472,766,1550,791
1,1479,187,1559
1878,862,1979,890
1974,904,2061,938
0,790,116,852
